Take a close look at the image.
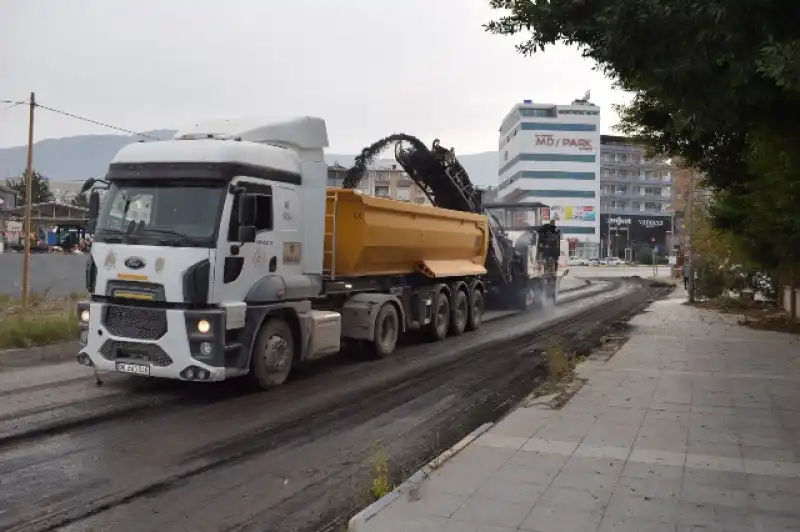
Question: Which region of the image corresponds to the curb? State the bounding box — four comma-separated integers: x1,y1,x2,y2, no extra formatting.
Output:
0,341,79,368
348,422,494,532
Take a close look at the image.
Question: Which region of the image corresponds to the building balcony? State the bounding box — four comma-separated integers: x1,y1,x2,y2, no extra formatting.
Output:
602,207,671,216
600,176,671,186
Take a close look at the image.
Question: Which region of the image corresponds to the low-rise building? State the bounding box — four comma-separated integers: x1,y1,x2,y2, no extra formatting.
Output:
327,163,430,204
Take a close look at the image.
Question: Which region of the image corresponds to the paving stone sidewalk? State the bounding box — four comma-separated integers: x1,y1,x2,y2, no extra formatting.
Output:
350,288,800,532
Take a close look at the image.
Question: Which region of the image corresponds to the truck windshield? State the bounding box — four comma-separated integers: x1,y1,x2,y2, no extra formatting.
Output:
94,180,226,247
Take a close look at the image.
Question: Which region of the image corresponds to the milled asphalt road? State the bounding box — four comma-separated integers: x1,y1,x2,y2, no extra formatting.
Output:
0,280,670,532
0,255,667,299
0,253,88,298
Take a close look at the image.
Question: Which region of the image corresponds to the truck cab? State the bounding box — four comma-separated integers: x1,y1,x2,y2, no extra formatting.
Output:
77,117,341,388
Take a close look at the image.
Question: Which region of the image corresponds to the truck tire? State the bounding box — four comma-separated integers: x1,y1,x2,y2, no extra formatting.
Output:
367,303,400,358
449,289,468,336
466,288,483,332
249,318,294,390
425,291,450,341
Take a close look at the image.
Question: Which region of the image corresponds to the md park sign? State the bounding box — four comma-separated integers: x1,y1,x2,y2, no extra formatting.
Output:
607,216,666,228
535,134,594,151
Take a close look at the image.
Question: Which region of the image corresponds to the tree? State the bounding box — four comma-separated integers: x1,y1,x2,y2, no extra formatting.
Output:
485,0,800,269
72,192,89,209
5,171,54,205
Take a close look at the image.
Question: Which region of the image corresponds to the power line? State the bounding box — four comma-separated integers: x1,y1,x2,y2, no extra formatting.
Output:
0,96,161,141
33,103,161,140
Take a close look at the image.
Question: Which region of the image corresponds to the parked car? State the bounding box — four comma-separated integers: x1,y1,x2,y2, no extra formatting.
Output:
607,257,624,266
568,258,587,266
587,258,600,266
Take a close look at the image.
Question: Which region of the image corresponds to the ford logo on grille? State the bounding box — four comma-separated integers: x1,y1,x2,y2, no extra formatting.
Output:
124,257,146,270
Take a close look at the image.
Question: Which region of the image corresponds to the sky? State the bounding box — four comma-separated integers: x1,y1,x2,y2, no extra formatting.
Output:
1,0,630,154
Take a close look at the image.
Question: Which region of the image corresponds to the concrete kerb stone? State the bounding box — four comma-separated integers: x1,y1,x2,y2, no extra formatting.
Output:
348,422,494,532
0,341,79,368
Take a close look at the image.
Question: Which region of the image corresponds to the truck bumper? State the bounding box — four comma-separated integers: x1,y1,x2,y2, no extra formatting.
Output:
77,301,240,382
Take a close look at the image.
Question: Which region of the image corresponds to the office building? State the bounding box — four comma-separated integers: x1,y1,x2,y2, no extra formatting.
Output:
496,96,601,250
327,163,431,204
598,135,673,259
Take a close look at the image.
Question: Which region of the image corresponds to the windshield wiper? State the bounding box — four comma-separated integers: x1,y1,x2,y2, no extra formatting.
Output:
95,228,127,243
136,228,207,246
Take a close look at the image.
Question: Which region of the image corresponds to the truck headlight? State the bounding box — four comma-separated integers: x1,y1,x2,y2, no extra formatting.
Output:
197,319,211,334
80,309,90,323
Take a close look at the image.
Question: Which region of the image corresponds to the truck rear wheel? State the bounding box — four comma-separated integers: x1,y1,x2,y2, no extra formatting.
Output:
466,288,483,332
367,303,400,358
425,291,450,341
449,289,468,336
249,318,294,390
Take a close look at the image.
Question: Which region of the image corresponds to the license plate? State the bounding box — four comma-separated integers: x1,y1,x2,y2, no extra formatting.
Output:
116,362,151,376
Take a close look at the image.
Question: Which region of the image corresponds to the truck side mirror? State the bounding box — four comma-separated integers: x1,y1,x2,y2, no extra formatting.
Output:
88,191,100,219
87,191,100,232
238,225,256,243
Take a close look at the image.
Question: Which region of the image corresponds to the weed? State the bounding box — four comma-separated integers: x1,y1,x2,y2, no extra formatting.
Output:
544,342,572,384
368,443,392,500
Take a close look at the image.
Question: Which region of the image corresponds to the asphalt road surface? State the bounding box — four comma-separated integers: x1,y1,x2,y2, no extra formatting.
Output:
0,278,671,532
0,254,604,299
0,253,88,298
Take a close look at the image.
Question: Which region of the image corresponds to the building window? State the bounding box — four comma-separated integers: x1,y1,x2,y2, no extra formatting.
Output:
396,187,410,201
375,185,390,198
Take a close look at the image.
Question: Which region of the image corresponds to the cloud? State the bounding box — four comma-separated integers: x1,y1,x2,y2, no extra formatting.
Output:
0,0,627,153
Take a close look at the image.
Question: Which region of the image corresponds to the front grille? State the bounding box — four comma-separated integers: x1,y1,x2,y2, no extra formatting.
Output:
99,340,173,367
103,305,167,340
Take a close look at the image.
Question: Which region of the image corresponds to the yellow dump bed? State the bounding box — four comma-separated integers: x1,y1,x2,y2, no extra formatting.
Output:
324,188,489,279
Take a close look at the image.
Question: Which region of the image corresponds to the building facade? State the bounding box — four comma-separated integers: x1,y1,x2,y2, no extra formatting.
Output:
599,135,673,259
495,97,601,245
327,162,431,204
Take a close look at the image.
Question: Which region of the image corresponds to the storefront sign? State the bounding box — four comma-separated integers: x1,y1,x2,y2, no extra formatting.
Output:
549,205,596,222
534,134,594,151
606,216,665,227
638,219,664,227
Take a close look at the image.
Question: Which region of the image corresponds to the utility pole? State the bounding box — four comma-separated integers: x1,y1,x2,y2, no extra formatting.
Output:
21,92,35,310
686,170,696,302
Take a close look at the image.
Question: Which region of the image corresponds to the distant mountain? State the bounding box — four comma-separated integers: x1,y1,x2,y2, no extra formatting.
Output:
0,131,499,187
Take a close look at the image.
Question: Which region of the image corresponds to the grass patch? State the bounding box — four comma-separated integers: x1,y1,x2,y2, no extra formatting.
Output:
0,292,84,350
544,341,572,384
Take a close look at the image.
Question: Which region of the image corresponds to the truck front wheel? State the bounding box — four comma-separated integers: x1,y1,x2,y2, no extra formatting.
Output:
425,291,450,341
249,318,294,390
